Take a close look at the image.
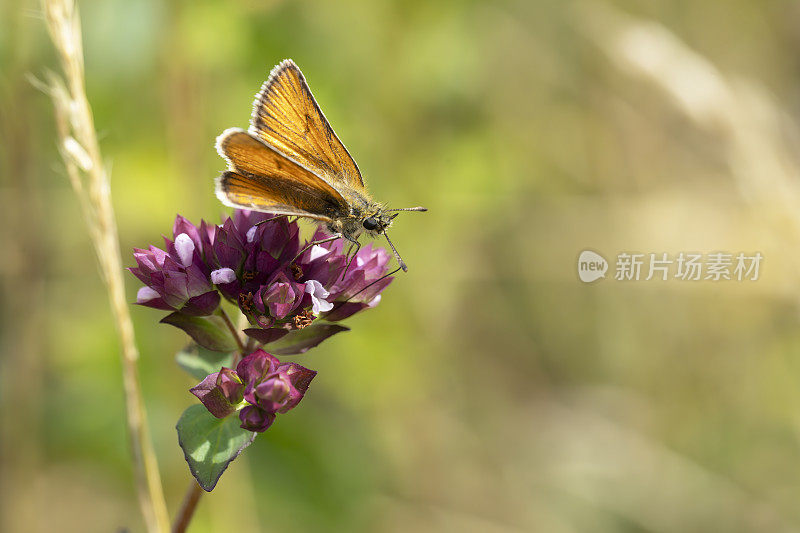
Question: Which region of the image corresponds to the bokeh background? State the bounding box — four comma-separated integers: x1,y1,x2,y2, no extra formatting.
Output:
5,0,800,531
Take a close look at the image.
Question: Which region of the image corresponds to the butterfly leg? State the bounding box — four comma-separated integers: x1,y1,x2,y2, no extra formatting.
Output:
340,237,362,281
252,214,288,227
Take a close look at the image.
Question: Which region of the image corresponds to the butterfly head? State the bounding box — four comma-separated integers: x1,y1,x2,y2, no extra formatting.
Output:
358,205,428,236
360,210,395,235
351,205,427,272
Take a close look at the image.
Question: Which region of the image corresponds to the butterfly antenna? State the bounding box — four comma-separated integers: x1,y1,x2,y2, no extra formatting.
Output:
384,206,428,212
383,231,407,272
342,265,403,304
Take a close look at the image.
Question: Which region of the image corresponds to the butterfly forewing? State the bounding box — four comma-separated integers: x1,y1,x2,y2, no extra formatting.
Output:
216,128,348,220
249,59,365,192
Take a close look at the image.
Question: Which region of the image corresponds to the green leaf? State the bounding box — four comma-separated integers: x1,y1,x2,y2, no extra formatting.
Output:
176,343,235,380
262,322,349,355
176,404,256,491
161,312,238,352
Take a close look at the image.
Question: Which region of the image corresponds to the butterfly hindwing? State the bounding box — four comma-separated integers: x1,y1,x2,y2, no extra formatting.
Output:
249,59,365,192
216,128,348,220
216,171,334,221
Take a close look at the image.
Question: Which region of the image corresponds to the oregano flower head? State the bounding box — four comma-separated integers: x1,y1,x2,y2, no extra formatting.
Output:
130,209,396,491
190,349,316,432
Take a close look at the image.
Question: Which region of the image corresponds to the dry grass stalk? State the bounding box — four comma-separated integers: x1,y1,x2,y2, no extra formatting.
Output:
40,0,169,531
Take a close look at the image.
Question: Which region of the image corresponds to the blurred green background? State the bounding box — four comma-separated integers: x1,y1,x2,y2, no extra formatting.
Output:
5,0,800,531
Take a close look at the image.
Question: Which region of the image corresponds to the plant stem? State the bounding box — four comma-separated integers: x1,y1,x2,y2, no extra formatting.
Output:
218,307,246,354
41,1,169,531
172,482,204,533
245,336,257,353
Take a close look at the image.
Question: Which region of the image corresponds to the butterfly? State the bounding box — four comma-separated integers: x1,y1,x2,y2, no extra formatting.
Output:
215,59,426,272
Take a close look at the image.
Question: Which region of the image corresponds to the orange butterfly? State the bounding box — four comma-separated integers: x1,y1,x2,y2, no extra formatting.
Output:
215,59,426,271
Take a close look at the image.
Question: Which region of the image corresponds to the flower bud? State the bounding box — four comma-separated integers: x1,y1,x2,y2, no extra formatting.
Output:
255,271,305,320
216,367,244,405
239,405,276,433
190,372,237,418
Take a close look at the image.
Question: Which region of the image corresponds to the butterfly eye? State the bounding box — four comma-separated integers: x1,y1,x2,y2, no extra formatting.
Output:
362,217,379,231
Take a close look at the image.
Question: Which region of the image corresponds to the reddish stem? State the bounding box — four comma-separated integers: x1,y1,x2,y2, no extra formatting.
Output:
172,481,204,533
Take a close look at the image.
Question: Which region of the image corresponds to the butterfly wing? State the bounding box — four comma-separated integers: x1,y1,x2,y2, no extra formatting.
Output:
249,59,366,192
216,128,349,221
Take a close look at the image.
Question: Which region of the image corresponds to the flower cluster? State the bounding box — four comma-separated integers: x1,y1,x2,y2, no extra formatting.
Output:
130,210,393,344
129,223,219,316
130,210,394,428
190,350,316,432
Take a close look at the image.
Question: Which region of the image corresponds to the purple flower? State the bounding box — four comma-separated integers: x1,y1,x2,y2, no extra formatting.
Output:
238,405,276,433
129,224,220,316
237,350,315,414
131,210,395,346
190,349,316,433
217,216,355,339
210,267,236,285
253,270,306,320
189,367,244,418
305,280,333,314
217,367,244,404
295,230,394,321
205,219,246,300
